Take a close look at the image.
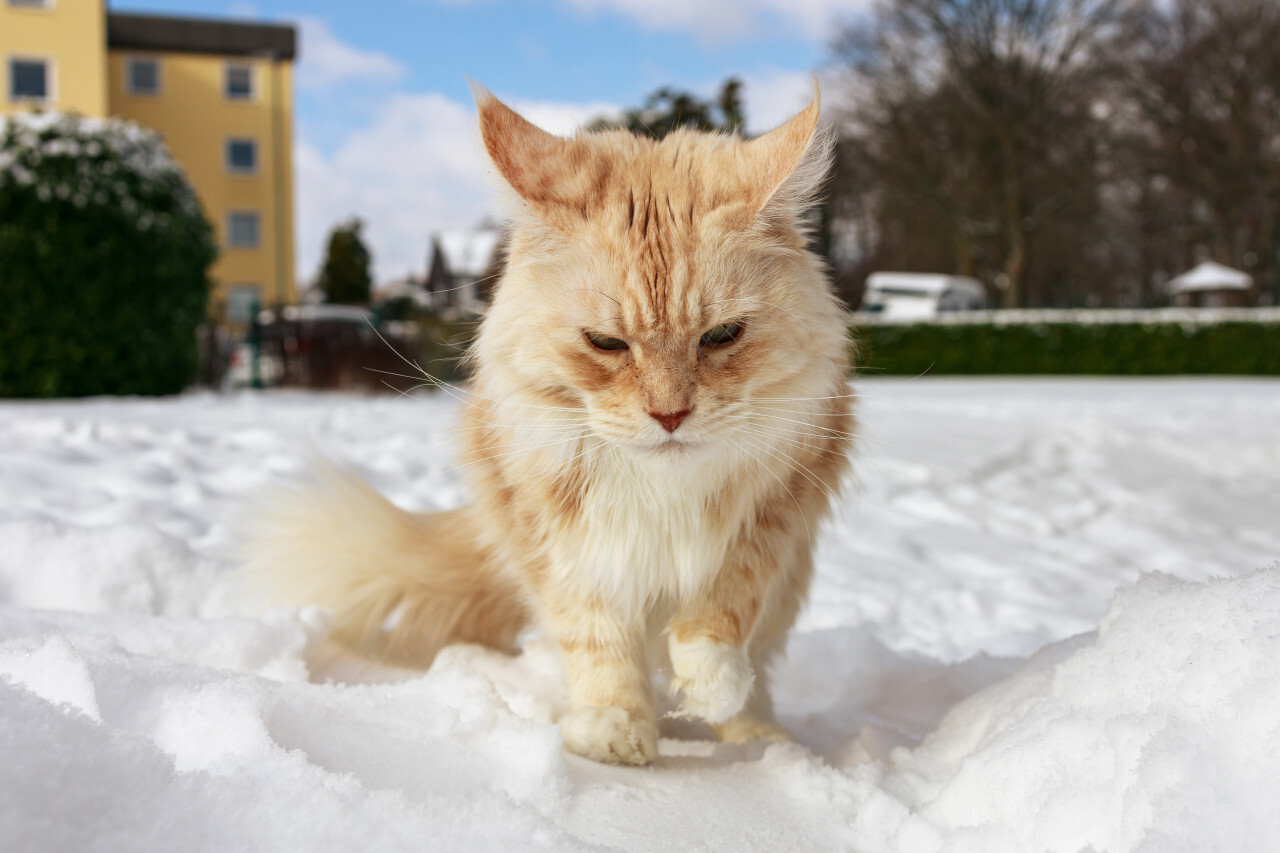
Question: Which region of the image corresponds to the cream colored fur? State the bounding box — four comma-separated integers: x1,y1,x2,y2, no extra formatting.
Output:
243,83,853,766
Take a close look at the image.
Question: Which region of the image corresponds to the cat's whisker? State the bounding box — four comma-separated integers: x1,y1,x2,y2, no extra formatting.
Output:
740,410,862,442
729,419,846,494
740,418,974,487
363,358,591,420
724,435,815,543
752,390,860,403
449,419,588,435
450,431,589,472
733,429,840,503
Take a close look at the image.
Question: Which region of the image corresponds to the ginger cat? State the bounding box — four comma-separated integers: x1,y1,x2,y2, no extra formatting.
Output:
244,85,852,766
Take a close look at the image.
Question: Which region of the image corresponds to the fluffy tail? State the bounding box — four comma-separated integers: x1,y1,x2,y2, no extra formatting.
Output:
239,461,529,668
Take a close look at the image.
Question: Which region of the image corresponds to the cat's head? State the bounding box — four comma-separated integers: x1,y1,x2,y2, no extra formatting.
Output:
470,84,847,457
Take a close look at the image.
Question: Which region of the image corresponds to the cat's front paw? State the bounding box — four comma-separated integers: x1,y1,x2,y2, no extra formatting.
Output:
561,705,657,766
668,635,753,724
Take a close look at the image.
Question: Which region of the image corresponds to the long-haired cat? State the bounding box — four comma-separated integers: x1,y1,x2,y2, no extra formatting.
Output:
244,84,852,766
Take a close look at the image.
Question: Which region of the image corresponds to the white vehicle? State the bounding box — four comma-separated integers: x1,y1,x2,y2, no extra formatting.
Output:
861,272,987,319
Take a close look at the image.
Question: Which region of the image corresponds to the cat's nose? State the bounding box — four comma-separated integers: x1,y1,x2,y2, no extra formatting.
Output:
649,408,690,433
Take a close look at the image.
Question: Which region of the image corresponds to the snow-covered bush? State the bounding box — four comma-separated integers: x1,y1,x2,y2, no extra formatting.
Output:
0,112,216,397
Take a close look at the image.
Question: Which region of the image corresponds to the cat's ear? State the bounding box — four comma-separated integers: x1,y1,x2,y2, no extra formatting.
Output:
740,78,831,217
472,83,607,222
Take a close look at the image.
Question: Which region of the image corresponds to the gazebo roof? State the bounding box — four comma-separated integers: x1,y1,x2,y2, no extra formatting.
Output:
1167,261,1252,294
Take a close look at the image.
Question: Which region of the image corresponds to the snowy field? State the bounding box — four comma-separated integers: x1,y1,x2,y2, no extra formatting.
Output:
1,378,1278,852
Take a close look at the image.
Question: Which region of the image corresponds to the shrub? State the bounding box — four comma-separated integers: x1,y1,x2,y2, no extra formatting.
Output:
855,315,1280,376
0,112,216,397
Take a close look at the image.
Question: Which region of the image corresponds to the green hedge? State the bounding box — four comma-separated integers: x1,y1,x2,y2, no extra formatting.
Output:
0,114,216,397
856,320,1280,375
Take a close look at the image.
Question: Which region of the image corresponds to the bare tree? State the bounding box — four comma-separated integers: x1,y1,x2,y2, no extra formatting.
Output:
1121,0,1280,304
833,0,1125,307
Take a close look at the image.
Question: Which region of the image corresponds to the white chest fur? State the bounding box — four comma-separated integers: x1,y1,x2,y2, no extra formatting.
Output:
549,443,752,609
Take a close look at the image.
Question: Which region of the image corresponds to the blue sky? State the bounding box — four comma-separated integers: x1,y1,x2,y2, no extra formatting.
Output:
110,0,871,282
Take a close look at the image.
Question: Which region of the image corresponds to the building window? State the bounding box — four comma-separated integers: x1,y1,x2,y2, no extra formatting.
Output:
227,211,260,248
7,1,53,9
126,58,160,95
226,284,263,324
226,138,257,174
225,64,253,100
8,58,49,102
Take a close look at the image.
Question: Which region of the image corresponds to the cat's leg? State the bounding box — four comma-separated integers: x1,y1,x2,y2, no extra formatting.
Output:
546,592,657,765
666,547,774,725
713,545,814,743
670,527,816,738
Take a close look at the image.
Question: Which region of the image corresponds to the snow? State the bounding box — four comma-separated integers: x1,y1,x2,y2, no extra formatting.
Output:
1,379,1278,851
0,111,202,222
1167,261,1253,294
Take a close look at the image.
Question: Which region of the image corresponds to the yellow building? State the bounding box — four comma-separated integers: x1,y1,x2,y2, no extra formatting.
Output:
1,0,297,320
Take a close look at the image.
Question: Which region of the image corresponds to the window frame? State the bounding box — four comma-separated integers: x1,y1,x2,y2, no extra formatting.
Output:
224,63,255,102
226,211,261,249
6,0,56,11
7,55,54,104
124,55,161,97
225,138,258,175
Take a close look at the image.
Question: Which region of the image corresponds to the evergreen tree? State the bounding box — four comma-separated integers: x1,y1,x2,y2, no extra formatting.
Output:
317,218,373,305
590,78,747,140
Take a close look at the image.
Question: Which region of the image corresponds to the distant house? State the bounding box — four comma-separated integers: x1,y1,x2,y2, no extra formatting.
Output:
423,227,506,316
1167,262,1253,308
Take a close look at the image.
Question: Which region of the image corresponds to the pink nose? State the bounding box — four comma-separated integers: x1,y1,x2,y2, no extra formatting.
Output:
649,408,690,433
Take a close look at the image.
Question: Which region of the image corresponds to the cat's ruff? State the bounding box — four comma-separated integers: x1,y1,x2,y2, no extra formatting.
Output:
242,81,853,766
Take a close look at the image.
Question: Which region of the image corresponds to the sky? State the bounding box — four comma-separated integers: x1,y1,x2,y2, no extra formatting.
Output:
108,0,875,285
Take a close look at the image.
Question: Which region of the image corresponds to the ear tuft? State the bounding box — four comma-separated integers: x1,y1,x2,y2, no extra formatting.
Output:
742,76,831,216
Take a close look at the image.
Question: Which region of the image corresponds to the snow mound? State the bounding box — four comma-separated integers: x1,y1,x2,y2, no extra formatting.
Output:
852,567,1280,852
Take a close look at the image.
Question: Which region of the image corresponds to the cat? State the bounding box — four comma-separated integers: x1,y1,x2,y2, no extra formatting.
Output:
243,83,853,766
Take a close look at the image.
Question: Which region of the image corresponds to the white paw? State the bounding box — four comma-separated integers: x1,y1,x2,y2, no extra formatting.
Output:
668,635,753,724
561,705,657,766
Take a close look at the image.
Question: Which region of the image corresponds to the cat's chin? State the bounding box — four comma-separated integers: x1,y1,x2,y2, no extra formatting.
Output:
635,436,704,457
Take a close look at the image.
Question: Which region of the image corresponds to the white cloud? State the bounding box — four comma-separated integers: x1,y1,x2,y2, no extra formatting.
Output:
735,68,823,134
294,16,407,91
296,94,486,284
509,98,621,136
295,93,620,285
559,0,875,41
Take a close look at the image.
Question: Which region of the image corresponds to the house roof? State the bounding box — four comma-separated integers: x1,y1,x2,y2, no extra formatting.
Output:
434,229,502,278
107,13,297,60
1167,261,1252,294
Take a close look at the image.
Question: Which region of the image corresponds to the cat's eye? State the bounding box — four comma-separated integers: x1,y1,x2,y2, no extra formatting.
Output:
586,331,629,352
700,323,743,347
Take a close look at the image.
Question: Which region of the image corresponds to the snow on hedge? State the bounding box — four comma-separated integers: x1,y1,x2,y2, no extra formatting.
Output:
0,111,203,223
1,380,1278,851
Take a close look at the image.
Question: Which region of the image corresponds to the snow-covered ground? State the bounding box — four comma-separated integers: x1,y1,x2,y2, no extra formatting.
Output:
2,378,1278,852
